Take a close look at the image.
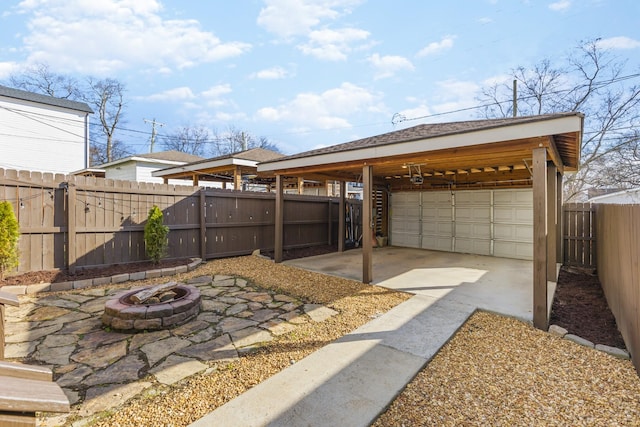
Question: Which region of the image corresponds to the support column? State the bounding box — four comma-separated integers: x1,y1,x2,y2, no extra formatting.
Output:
67,183,77,274
192,174,199,186
533,148,548,330
297,177,304,195
338,181,346,253
556,172,563,263
234,166,242,191
547,163,558,282
362,165,373,284
199,190,207,260
274,175,284,263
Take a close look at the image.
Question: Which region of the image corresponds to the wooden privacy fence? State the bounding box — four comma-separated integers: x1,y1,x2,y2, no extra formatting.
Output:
0,168,352,274
595,204,640,374
563,203,596,268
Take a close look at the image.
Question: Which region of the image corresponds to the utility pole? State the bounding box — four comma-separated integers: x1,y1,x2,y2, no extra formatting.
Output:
144,118,165,153
512,79,518,117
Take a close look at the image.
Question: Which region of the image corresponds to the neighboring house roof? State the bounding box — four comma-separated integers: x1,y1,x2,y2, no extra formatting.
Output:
587,187,640,204
0,84,93,113
152,148,284,180
96,150,204,169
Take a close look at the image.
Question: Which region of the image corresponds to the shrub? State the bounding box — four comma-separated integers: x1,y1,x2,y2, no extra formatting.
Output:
0,201,20,279
144,205,169,264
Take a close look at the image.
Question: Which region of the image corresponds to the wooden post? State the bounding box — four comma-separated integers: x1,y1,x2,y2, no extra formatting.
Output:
274,175,284,263
327,199,333,245
66,183,77,274
234,166,242,191
338,181,345,253
0,292,19,360
297,177,304,195
547,163,558,282
192,174,199,186
533,147,548,330
556,172,563,263
362,165,373,284
199,190,206,260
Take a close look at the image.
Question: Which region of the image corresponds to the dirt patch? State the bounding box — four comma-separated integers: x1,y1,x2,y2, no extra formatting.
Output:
549,265,625,349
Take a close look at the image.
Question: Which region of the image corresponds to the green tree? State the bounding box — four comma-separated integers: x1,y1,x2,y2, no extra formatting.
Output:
0,201,20,279
144,205,169,264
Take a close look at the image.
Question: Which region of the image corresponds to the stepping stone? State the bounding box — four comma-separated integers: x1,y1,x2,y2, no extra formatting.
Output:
84,354,145,386
280,311,307,324
4,341,38,358
27,306,70,321
261,319,297,336
274,294,297,303
218,317,258,333
5,323,62,343
172,320,210,336
59,317,102,334
79,288,106,297
304,304,339,322
217,296,245,304
251,309,279,322
130,330,171,350
78,330,130,349
72,340,128,368
226,303,248,316
40,311,91,326
189,326,218,344
178,334,238,362
196,312,221,324
41,334,78,348
33,344,76,365
213,278,237,288
78,296,112,313
242,292,272,303
141,336,190,366
59,294,95,303
199,288,224,298
80,382,151,417
213,275,233,282
187,275,213,284
57,364,94,387
35,296,80,309
150,355,207,385
230,327,273,348
201,300,229,313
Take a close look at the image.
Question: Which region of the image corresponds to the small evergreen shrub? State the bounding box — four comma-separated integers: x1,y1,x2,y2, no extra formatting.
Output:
144,205,169,264
0,201,20,279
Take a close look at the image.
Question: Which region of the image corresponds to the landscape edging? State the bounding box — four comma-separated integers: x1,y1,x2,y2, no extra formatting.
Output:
1,258,203,296
548,323,631,360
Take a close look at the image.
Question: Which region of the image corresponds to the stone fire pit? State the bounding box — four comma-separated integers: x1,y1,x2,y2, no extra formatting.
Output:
102,282,201,331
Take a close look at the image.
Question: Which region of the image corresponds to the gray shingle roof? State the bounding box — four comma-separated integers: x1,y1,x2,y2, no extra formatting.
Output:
0,84,93,113
261,112,582,164
136,150,204,163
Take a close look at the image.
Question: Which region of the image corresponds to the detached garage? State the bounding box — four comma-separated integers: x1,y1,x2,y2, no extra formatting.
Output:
258,112,583,329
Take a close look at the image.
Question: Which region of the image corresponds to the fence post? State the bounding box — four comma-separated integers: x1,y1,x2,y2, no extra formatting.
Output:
327,199,333,245
66,183,77,274
199,189,206,260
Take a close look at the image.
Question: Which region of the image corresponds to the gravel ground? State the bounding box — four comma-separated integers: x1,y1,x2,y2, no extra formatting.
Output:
46,255,640,426
373,311,640,426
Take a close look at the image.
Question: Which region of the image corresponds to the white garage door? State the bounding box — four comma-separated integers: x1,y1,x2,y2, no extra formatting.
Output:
390,189,533,260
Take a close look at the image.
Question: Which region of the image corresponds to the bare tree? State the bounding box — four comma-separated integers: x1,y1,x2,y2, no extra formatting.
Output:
83,78,126,164
211,126,279,156
8,63,79,99
161,125,210,156
477,39,640,200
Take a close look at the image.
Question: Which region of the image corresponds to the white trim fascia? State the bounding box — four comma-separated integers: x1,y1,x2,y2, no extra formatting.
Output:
152,158,258,177
258,115,583,173
99,157,188,169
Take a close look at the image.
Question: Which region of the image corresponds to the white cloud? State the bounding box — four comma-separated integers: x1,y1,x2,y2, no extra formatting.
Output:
416,35,456,57
477,17,493,24
201,84,233,98
256,82,382,129
0,61,20,79
596,36,640,50
548,0,571,11
257,0,362,39
250,66,293,79
298,27,370,61
141,87,196,102
13,0,251,75
368,53,414,79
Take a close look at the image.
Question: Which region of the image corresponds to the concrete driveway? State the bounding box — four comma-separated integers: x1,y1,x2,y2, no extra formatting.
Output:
284,246,536,321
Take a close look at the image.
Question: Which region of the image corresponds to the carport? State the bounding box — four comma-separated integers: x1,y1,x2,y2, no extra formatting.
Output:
257,112,583,329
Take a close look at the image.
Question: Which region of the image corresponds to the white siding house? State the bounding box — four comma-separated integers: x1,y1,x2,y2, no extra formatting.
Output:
0,84,93,174
93,151,210,186
587,188,640,204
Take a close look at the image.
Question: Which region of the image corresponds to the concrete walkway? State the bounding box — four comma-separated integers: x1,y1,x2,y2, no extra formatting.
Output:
191,248,549,427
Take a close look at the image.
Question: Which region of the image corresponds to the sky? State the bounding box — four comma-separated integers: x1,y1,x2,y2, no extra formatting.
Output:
1,0,639,158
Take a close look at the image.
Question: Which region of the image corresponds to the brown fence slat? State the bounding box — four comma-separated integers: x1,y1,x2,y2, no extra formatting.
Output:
562,202,596,268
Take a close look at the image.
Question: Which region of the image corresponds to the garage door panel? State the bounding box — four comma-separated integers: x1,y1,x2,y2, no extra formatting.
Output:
494,189,533,206
391,218,421,234
422,192,452,203
392,232,421,248
422,207,452,220
455,238,491,255
494,241,533,260
422,236,452,251
455,222,490,239
422,221,452,236
494,206,533,223
455,207,491,221
393,192,421,204
455,190,491,204
494,224,533,242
